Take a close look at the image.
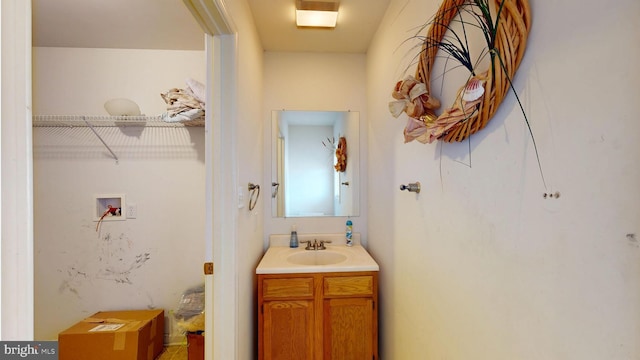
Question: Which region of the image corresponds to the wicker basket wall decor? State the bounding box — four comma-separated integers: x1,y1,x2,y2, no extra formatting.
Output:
334,136,347,172
389,0,531,143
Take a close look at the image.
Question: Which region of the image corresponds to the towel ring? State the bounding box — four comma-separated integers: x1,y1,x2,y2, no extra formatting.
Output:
248,183,260,211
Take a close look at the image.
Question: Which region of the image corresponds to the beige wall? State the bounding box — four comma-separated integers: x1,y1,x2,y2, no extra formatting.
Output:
367,1,640,359
262,52,369,243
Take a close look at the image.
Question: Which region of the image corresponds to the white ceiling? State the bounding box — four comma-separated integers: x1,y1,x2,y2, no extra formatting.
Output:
246,0,390,53
32,0,390,53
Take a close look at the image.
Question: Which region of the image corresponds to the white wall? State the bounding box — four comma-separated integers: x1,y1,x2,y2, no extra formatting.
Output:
262,52,369,243
367,1,640,359
32,47,206,341
33,47,205,115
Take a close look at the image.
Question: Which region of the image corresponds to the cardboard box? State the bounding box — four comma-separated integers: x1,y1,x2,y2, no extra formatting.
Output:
58,309,164,360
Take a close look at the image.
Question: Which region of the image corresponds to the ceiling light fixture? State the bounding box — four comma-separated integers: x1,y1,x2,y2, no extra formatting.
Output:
295,1,339,28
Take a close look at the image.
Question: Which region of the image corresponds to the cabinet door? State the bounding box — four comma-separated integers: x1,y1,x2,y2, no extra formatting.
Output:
263,300,315,360
323,298,374,360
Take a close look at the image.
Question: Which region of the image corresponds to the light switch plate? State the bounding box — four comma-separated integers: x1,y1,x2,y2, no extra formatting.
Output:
126,203,137,219
238,186,245,209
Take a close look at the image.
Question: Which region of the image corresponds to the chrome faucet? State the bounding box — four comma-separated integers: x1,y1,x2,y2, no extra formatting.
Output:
301,239,332,250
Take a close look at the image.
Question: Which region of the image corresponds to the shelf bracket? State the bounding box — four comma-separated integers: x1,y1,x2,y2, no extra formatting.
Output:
82,116,119,163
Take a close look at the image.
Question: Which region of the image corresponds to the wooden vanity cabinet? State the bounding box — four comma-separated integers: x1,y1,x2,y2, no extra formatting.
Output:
258,272,378,360
260,276,317,360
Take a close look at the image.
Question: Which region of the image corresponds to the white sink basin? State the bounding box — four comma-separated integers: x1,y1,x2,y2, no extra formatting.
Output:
287,250,347,266
256,234,379,274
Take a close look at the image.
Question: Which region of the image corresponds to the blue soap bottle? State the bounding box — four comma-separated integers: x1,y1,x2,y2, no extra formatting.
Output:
290,225,299,248
345,219,353,246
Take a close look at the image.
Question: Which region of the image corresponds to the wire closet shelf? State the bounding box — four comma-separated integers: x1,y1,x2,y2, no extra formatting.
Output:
32,115,204,128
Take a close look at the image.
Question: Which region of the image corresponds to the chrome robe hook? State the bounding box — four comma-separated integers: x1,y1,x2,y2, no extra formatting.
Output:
400,182,421,193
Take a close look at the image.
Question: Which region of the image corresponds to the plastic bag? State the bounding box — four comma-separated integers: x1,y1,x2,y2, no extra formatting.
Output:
173,284,205,333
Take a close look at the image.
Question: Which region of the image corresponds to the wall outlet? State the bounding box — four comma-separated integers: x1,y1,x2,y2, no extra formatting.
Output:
127,203,138,219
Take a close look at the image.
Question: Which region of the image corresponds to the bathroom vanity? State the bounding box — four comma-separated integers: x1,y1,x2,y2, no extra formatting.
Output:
256,234,379,360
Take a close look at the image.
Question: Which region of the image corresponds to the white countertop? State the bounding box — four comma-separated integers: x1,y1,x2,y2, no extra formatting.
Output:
256,233,379,274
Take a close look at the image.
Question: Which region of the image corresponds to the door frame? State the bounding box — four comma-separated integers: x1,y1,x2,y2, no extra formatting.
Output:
186,0,238,358
206,31,239,359
0,0,34,340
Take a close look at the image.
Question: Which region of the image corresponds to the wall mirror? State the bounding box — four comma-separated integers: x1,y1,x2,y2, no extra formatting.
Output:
271,110,359,217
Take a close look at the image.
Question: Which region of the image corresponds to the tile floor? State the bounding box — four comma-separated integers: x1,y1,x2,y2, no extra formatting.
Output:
157,345,188,360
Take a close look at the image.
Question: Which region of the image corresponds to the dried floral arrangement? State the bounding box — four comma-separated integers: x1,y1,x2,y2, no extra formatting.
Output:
389,0,531,144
